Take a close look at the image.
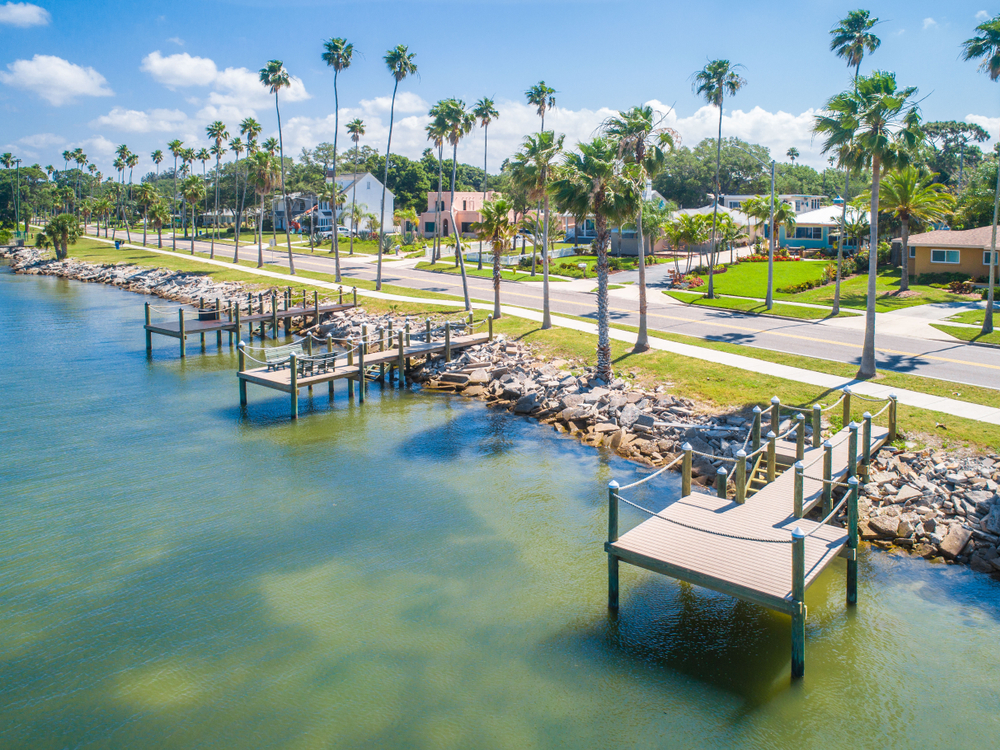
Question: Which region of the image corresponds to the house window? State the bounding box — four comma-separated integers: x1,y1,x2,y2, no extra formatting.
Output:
984,251,999,265
462,200,467,210
728,201,741,209
909,246,915,259
424,222,435,233
811,199,821,209
461,222,473,233
794,227,822,240
367,181,371,189
931,249,960,264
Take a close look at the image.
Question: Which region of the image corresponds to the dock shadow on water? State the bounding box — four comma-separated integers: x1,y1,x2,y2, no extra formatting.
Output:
2,270,1000,749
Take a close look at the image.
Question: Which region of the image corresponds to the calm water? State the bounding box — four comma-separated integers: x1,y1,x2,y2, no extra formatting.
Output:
1,265,998,749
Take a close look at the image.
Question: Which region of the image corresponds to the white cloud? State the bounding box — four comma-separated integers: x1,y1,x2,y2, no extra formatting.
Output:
141,51,217,88
976,10,991,22
0,2,50,27
90,106,190,133
359,91,429,115
71,135,117,159
923,17,938,30
167,36,184,46
964,114,999,145
0,54,113,105
18,132,65,148
208,65,310,111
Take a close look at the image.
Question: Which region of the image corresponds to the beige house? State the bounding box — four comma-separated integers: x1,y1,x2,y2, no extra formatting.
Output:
905,226,999,280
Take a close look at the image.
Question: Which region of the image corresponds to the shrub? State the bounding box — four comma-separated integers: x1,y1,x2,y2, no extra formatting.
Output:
683,275,704,288
0,228,11,245
877,240,891,267
949,280,978,294
914,271,971,285
691,263,727,275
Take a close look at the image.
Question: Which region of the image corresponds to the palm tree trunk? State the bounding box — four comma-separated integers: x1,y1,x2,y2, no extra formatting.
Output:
191,201,196,254
707,104,723,299
982,152,1000,334
331,72,341,282
449,143,472,311
143,208,148,247
858,156,881,379
350,141,359,256
157,226,162,248
493,238,502,319
212,156,220,259
274,92,296,275
435,145,444,262
257,192,265,268
595,215,612,382
478,125,488,271
542,194,552,329
833,171,849,315
635,205,649,351
172,158,178,251
234,151,243,263
376,79,400,291
899,216,910,292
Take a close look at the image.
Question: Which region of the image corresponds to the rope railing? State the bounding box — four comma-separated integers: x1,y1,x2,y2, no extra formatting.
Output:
851,391,892,403
820,394,846,412
618,454,684,491
804,496,848,537
616,494,793,544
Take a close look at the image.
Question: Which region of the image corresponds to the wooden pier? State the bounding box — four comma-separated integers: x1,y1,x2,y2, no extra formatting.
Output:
237,316,493,419
606,391,897,679
143,286,357,358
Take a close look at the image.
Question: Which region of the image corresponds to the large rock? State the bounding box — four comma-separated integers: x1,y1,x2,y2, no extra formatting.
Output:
468,369,490,384
513,393,538,414
619,403,641,429
983,505,1000,536
868,515,900,539
559,406,590,422
895,485,922,503
634,413,656,428
939,526,974,559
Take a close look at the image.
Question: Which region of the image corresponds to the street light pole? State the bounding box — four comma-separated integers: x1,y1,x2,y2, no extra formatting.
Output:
766,158,775,310
14,157,21,238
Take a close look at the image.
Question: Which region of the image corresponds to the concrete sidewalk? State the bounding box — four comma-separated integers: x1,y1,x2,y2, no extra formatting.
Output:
85,234,1000,428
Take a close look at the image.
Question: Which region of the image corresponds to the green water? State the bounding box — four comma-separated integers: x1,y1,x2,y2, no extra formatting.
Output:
1,266,998,749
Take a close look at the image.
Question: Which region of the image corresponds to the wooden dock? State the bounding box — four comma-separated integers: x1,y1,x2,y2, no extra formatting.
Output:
607,392,897,679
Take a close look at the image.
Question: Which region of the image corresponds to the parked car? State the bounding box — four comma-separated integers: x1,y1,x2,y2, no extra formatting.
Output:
337,226,352,236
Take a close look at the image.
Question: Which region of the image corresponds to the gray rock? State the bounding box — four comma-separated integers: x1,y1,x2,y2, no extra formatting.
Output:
634,413,656,428
868,516,900,539
619,403,641,429
939,526,974,559
513,393,538,414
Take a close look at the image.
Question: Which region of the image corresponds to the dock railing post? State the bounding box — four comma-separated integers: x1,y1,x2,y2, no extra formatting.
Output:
847,476,859,606
347,346,355,399
888,393,898,442
327,335,335,399
770,396,780,436
144,302,152,354
338,286,343,304
405,320,412,372
352,287,357,306
228,301,234,346
237,341,247,406
847,422,858,479
379,327,387,382
842,386,852,430
425,318,432,347
735,450,747,504
216,299,222,349
791,527,806,679
608,480,620,610
488,314,493,341
752,406,762,453
681,443,692,497
357,338,366,403
397,331,405,387
313,291,319,327
289,352,298,419
793,461,804,518
271,291,278,339
178,308,186,359
822,440,833,515
716,467,727,499
812,404,822,448
445,323,452,362
766,430,776,483
862,412,872,481
795,413,805,462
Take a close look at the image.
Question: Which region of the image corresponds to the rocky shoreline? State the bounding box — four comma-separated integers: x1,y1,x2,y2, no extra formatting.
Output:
6,244,999,579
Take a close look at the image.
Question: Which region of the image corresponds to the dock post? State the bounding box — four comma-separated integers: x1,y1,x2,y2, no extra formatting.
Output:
862,412,872,481
405,320,411,372
387,320,394,382
791,527,806,679
793,461,804,518
735,450,747,504
770,396,780,436
271,291,278,339
752,406,762,453
398,331,405,387
353,287,357,306
812,404,822,448
425,318,432,347
313,291,319,327
681,443,692,496
289,352,298,419
144,302,152,354
234,305,242,343
716,467,727,499
847,476,860,605
328,335,335,399
357,340,366,403
888,393,898,442
338,286,343,304
199,297,205,347
445,324,452,362
607,480,620,610
347,347,355,399
795,413,805,461
216,299,222,349
178,308,186,359
379,327,387,382
822,440,833,515
766,431,776,483
228,301,234,346
306,336,314,395
488,315,493,341
842,387,852,429
847,422,858,479
237,341,247,406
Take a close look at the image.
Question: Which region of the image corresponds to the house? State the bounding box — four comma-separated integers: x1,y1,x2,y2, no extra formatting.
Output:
721,193,825,214
904,226,999,280
418,191,500,238
323,170,394,232
770,204,869,250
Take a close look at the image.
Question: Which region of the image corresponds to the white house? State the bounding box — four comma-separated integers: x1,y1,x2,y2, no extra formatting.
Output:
323,170,394,233
720,193,825,214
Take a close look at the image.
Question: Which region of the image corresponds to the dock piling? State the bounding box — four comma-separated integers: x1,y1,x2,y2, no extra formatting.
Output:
357,334,366,403
178,308,186,359
766,431,776,483
862,412,872,481
353,287,357,306
347,347,355,399
313,291,319,327
237,341,247,405
770,396,780,436
216,299,222,349
488,315,493,341
327,335,335,398
397,331,405,387
752,406,762,453
716,467,727,499
735,450,747,504
888,393,898,442
822,440,833,515
842,387,852,429
791,527,806,679
444,323,452,362
289,352,298,419
793,461,804,518
795,413,805,461
608,480,620,610
812,404,822,448
847,422,858,478
144,302,152,353
271,291,277,339
847,476,860,605
681,443,692,497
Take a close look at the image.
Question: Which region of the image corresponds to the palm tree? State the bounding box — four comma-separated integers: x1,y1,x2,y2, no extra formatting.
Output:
605,105,678,350
150,201,170,249
236,117,262,260
510,131,565,329
73,149,87,208
786,147,799,163
669,213,710,274
348,203,365,244
878,167,955,291
46,213,81,260
375,44,418,291
259,59,297,275
963,13,1000,333
196,147,211,246
551,137,630,382
473,198,516,319
180,147,195,239
525,81,556,130
135,182,158,247
167,139,184,250
206,120,229,258
693,59,747,299
425,106,448,262
714,212,747,262
151,149,163,179
472,97,499,270
322,37,354,282
246,149,279,268
346,118,365,256
815,71,922,378
87,163,97,198
181,175,206,254
440,98,475,310
742,195,798,286
830,9,882,315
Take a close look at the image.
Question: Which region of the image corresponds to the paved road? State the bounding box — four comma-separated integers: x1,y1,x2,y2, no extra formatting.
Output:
97,230,1000,390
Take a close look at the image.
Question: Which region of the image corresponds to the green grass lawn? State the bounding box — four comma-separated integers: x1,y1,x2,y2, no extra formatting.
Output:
945,309,986,325
414,261,569,283
548,254,653,279
931,324,1000,346
692,259,831,296
665,290,859,320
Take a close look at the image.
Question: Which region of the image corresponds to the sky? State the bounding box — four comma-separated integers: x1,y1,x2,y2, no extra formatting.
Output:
1,0,999,179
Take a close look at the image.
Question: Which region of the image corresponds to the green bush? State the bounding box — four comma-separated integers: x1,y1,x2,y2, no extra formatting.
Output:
0,228,11,245
915,271,971,286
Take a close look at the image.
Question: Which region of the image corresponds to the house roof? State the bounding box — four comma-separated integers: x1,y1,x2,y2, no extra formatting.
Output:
905,226,994,248
673,204,754,227
795,205,869,226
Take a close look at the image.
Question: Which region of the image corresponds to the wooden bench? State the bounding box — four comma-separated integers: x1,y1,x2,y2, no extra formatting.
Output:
265,343,303,371
296,350,339,376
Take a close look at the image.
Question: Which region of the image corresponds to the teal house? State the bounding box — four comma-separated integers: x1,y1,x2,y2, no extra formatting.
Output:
765,204,868,250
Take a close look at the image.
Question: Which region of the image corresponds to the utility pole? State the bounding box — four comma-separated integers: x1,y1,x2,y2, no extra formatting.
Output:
14,157,21,238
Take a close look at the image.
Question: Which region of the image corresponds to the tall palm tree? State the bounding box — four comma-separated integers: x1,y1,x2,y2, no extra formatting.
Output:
473,197,516,319
878,167,955,291
87,163,97,198
473,96,499,270
830,9,881,315
440,98,475,310
236,117,262,259
196,147,211,248
167,139,184,250
375,44,418,291
151,149,163,179
246,149,279,268
259,59,296,275
228,137,245,262
510,131,565,329
815,71,922,378
322,37,354,283
181,174,205,254
786,147,799,163
426,106,448,261
963,13,1000,333
346,118,365,256
135,182,158,247
525,81,556,130
180,147,195,240
693,59,747,299
604,105,678,350
150,200,169,249
551,137,630,382
206,120,229,257
73,149,87,209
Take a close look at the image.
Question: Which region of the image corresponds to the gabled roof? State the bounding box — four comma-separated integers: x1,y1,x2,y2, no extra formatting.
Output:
905,226,993,248
672,203,754,227
795,205,869,226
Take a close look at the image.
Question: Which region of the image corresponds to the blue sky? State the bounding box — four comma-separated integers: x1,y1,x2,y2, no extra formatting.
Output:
1,0,998,176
